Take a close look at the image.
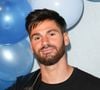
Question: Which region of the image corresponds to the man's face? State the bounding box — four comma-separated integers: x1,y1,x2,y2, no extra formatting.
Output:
30,20,69,66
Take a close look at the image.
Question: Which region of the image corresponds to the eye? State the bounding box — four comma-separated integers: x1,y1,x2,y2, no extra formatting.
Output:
49,31,56,36
32,35,41,41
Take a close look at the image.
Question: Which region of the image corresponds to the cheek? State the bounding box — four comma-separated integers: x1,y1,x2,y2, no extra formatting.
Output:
51,38,64,48
31,42,41,53
31,42,37,52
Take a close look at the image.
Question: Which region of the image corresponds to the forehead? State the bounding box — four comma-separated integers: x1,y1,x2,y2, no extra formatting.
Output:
30,20,61,35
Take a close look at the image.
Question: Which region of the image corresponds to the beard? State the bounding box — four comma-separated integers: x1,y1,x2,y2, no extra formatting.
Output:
34,42,66,66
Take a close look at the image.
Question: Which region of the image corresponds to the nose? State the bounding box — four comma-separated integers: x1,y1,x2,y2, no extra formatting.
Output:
41,36,49,46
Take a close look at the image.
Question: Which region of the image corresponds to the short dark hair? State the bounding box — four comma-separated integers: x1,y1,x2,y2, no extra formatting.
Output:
25,8,67,34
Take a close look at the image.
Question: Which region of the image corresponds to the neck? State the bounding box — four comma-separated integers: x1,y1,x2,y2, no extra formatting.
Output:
40,54,74,84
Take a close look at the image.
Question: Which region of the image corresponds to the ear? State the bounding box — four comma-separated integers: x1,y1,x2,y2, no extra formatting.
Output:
63,32,70,46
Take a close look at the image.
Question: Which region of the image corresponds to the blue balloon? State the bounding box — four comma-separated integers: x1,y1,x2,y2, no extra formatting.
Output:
0,0,32,44
0,79,15,90
0,38,34,81
14,0,32,14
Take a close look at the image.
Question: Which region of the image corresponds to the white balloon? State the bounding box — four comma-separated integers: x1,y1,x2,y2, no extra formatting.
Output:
29,0,84,30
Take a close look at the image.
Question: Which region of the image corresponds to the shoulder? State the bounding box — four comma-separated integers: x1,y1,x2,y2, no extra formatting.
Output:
73,67,100,89
74,67,100,80
19,69,40,82
6,69,40,90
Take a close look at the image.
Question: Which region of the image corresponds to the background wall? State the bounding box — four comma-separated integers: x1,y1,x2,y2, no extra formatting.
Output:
30,0,100,78
68,0,100,78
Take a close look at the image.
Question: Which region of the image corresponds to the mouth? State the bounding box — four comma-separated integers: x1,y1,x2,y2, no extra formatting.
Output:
40,47,54,54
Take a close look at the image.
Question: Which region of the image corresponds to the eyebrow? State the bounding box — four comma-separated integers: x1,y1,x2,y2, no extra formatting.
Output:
47,29,59,33
30,29,59,39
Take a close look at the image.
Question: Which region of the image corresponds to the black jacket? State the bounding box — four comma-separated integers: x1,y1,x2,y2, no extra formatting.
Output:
6,68,100,90
6,69,40,90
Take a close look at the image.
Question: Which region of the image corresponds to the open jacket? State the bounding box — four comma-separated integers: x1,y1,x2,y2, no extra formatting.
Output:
6,69,40,90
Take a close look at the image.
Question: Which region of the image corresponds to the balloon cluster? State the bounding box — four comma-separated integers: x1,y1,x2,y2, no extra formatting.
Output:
0,0,33,90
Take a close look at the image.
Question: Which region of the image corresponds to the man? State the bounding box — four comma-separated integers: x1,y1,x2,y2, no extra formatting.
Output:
7,8,100,90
